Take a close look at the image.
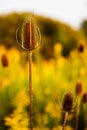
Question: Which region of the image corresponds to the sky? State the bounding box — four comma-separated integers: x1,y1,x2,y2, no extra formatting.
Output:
0,0,87,28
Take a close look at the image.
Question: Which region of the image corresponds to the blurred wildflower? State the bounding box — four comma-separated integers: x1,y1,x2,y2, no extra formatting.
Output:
57,57,66,68
0,45,6,57
45,101,61,119
52,125,62,130
54,43,62,57
13,90,29,107
53,125,74,130
80,67,87,77
5,106,29,130
5,90,29,130
65,125,74,130
7,48,20,64
1,78,9,87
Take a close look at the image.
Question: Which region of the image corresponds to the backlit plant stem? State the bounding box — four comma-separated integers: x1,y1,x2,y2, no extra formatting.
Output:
16,16,41,130
28,51,33,130
75,97,81,130
62,112,68,130
75,81,82,130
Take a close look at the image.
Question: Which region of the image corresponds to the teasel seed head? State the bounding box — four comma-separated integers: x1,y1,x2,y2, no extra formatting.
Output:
1,54,8,67
76,81,82,96
82,92,87,103
78,42,84,53
62,92,73,112
16,16,41,51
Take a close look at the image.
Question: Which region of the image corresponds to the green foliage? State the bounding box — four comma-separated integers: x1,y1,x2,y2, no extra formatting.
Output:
37,16,79,58
80,20,87,42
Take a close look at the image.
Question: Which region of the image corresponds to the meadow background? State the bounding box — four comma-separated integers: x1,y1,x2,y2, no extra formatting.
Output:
0,13,87,130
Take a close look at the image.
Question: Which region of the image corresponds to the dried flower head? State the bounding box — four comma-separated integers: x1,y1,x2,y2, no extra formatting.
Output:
17,16,41,51
78,43,84,53
76,81,82,96
62,92,73,112
82,92,87,103
1,54,8,67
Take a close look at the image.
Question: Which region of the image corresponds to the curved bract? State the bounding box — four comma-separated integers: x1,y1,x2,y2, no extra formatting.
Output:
16,16,41,51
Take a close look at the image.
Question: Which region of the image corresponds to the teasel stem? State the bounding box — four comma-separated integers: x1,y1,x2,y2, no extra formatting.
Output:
28,51,33,130
62,112,68,130
16,16,41,130
28,16,33,130
75,97,81,130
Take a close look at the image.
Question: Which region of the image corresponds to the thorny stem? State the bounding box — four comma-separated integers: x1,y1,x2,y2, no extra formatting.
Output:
62,112,68,130
28,51,33,130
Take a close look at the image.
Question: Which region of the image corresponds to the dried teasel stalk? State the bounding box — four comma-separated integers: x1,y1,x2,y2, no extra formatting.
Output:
1,54,9,67
82,91,87,128
62,92,73,112
75,81,83,130
82,91,87,104
76,81,82,97
16,16,41,130
78,42,84,53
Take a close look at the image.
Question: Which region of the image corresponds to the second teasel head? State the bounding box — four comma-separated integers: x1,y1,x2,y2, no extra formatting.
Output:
82,92,87,103
76,81,82,96
78,44,84,53
18,16,41,51
78,40,85,53
1,54,8,67
62,92,73,112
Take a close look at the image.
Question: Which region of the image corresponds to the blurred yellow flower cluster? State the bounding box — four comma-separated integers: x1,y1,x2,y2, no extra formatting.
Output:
45,101,61,119
0,40,87,130
5,90,29,130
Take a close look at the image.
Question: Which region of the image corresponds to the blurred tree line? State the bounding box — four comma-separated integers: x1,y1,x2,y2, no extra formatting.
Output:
0,13,87,59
